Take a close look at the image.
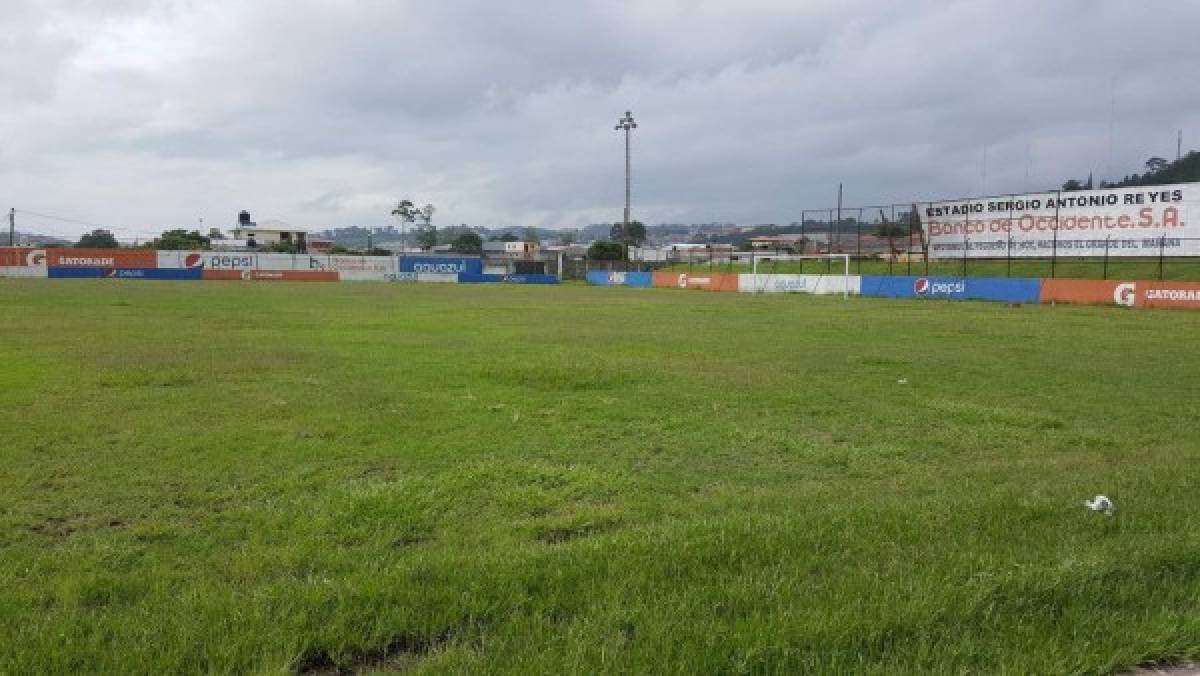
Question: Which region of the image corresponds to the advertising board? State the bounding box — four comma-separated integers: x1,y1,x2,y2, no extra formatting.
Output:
923,182,1200,259
652,271,740,291
0,247,41,267
155,252,206,269
737,274,861,295
1039,279,1127,306
107,268,202,280
48,248,158,268
48,267,107,278
586,271,654,288
860,276,1042,303
399,256,482,275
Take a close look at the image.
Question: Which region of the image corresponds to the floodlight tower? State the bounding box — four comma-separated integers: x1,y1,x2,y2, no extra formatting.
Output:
615,111,638,231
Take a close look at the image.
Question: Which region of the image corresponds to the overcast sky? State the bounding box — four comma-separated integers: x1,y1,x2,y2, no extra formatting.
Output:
4,1,1200,238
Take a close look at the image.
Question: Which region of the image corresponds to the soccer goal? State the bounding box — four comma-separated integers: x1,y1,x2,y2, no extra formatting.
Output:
739,253,852,299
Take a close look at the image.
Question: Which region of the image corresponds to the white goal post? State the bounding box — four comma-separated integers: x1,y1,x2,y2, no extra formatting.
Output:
734,253,852,299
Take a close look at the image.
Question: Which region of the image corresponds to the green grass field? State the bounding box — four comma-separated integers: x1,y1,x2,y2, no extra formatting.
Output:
660,257,1200,281
2,280,1199,674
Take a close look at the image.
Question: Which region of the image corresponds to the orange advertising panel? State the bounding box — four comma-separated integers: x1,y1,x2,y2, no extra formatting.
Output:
47,248,158,268
1136,281,1200,310
651,271,739,291
1041,278,1200,311
0,247,36,266
1039,279,1125,306
202,270,340,281
202,270,245,280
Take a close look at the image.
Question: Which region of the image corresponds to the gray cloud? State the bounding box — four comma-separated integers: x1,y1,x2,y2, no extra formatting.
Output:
3,0,1199,238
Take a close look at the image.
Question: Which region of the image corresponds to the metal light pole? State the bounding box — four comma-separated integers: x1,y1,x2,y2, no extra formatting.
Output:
615,111,637,231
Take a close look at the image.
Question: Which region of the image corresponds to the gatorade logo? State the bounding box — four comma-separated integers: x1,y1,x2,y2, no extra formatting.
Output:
914,278,930,294
1113,283,1137,307
183,254,203,268
677,274,688,288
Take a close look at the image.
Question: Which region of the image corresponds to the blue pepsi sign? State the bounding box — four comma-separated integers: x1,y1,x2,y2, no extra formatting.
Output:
861,276,1041,303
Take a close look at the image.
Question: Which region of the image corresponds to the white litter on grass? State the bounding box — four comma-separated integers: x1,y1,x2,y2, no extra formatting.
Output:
897,378,909,385
1085,495,1114,515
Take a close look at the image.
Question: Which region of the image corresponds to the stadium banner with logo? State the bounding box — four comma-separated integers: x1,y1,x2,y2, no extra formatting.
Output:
1040,279,1200,310
923,182,1200,259
300,255,398,274
107,268,202,280
47,248,158,268
156,251,207,269
201,252,302,270
861,276,1042,303
1039,279,1127,306
737,274,861,295
399,256,482,275
457,273,557,284
1133,281,1200,309
200,269,339,281
652,271,740,291
585,271,654,288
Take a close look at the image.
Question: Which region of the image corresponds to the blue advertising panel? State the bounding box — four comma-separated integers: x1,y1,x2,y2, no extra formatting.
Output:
457,273,559,284
457,273,504,283
48,267,106,278
860,276,1041,303
502,274,558,284
398,256,482,275
108,268,203,280
586,271,653,287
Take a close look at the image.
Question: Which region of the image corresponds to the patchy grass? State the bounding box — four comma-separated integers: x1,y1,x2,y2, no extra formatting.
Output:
0,279,1198,673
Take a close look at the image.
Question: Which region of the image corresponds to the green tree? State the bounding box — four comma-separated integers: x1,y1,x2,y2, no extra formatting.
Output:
76,229,119,248
610,220,647,245
523,226,541,245
147,229,209,250
451,232,483,254
415,224,438,250
587,240,625,260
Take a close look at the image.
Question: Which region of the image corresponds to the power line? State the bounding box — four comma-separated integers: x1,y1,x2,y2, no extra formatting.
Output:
12,208,134,232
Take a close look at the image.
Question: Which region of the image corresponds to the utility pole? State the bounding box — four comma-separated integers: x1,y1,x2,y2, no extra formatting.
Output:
615,111,637,233
8,208,13,246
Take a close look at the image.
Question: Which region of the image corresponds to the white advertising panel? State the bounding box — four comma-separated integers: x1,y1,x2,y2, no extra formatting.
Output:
0,266,48,278
300,255,398,274
416,272,459,283
156,251,206,269
738,274,861,295
924,182,1200,259
201,253,299,270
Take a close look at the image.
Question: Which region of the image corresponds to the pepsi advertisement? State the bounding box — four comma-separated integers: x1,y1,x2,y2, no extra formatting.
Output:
861,276,1042,303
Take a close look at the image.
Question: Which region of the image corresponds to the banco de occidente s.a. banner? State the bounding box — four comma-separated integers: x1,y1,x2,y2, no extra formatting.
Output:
923,182,1200,259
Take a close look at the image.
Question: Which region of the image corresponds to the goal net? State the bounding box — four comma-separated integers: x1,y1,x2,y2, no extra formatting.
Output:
737,253,853,299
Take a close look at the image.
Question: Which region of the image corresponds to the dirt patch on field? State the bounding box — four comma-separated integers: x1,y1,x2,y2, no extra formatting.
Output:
294,630,452,674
